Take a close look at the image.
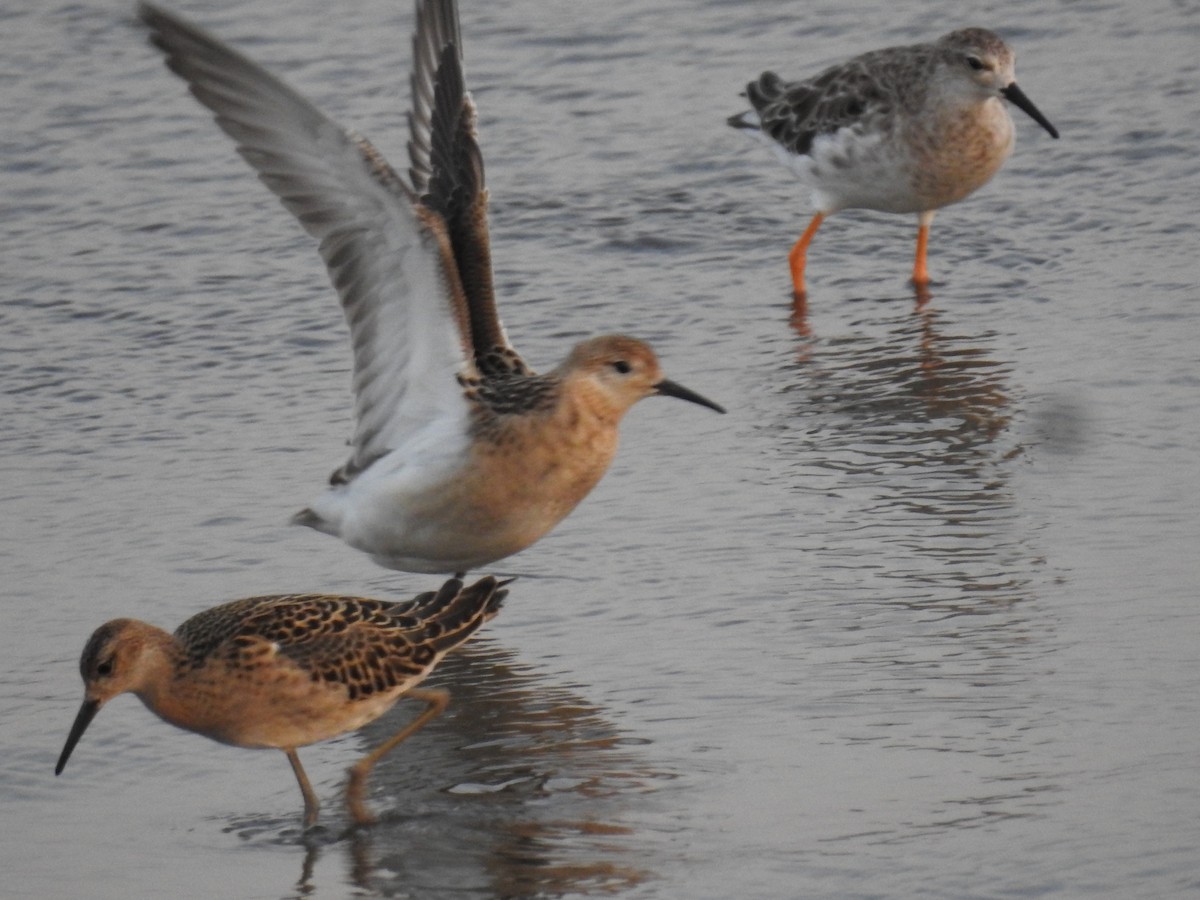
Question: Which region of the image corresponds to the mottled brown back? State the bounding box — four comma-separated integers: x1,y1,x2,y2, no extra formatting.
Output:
173,577,506,701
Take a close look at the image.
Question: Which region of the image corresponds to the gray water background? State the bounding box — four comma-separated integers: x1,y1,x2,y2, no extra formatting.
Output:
3,0,1199,897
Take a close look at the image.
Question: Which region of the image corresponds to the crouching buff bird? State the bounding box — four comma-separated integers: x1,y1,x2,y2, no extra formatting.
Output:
56,576,507,827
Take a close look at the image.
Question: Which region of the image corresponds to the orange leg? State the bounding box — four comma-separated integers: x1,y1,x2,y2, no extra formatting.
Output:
788,212,825,299
912,210,935,288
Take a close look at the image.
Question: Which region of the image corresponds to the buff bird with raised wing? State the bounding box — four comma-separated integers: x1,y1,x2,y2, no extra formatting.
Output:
138,0,723,575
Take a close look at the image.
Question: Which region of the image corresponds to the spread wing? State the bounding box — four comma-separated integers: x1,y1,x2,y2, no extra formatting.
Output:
138,1,479,476
408,3,528,377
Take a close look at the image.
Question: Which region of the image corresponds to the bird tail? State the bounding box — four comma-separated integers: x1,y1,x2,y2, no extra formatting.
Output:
727,109,761,131
728,71,787,131
291,507,335,535
413,576,510,654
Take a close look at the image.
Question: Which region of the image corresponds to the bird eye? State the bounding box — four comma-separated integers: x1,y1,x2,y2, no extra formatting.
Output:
611,360,632,375
96,658,115,677
966,55,985,71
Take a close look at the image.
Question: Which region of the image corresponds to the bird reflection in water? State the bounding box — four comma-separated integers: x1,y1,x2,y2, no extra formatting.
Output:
228,639,658,898
789,276,936,341
789,301,1011,446
779,302,1034,617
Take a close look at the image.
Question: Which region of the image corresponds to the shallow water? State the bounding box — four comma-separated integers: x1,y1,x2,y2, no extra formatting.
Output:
3,0,1199,897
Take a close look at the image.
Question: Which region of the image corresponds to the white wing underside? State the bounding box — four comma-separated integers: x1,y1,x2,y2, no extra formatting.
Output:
141,4,471,472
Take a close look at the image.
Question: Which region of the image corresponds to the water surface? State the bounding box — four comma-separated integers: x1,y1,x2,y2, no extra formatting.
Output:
3,0,1199,897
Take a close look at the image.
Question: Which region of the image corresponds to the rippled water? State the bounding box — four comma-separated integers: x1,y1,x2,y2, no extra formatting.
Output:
4,0,1199,897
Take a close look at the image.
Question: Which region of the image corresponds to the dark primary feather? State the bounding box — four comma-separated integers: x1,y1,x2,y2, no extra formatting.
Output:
415,34,524,377
399,0,526,379
408,0,463,195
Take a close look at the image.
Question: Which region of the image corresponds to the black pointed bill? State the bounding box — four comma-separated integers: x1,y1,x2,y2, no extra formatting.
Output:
1001,83,1059,139
56,698,101,776
653,379,726,414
